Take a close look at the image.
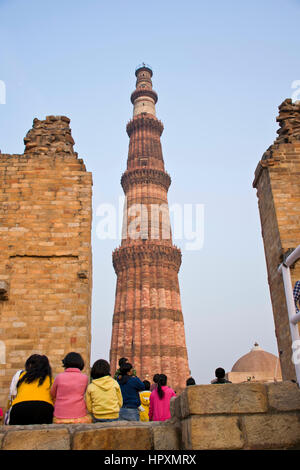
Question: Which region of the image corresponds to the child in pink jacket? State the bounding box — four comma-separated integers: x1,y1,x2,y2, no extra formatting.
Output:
149,374,176,422
50,352,91,423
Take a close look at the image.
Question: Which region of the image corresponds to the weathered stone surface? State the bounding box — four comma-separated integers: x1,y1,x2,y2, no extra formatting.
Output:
73,425,152,450
0,432,5,449
180,383,268,418
267,381,300,411
3,428,70,450
182,415,244,450
243,413,300,449
170,395,182,421
151,422,180,450
0,116,93,409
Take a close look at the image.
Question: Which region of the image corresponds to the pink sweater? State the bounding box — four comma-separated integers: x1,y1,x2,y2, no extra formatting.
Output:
149,386,176,422
50,368,88,419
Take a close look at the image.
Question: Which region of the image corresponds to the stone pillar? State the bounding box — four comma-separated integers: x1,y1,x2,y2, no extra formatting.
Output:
253,99,300,381
0,116,93,408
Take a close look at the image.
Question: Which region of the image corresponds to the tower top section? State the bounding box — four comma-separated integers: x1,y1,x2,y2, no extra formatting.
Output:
131,63,158,117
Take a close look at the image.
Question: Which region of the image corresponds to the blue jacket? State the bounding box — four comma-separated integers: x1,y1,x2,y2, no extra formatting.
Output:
117,375,145,408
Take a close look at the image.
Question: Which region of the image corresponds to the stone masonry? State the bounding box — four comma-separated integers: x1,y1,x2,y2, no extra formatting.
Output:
253,99,300,381
110,66,190,392
0,116,93,408
0,381,300,450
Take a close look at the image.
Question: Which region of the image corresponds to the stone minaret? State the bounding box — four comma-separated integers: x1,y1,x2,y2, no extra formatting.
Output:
253,99,300,381
110,65,190,391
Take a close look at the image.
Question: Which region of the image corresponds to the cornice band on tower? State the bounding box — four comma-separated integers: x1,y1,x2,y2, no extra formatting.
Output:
126,115,164,137
112,244,182,274
121,168,171,192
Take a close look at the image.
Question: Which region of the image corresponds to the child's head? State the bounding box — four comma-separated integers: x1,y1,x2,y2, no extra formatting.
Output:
215,367,225,379
118,357,128,367
143,380,150,390
152,373,160,384
91,359,111,379
62,352,84,371
119,362,133,376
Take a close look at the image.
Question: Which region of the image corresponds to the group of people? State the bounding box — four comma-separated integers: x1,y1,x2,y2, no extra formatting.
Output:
1,354,180,425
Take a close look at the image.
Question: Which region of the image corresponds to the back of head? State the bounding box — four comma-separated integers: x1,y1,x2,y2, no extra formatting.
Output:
157,374,167,399
215,367,225,379
119,362,133,376
18,354,52,387
143,380,150,391
118,357,128,368
186,377,196,386
91,359,110,379
62,352,84,371
153,373,160,384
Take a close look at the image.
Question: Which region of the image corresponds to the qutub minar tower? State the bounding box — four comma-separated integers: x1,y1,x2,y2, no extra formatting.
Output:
110,65,190,391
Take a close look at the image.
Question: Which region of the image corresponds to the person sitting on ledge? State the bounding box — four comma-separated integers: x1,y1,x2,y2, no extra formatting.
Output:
186,377,196,386
149,374,176,422
117,362,145,421
211,367,232,384
9,354,54,425
86,359,123,423
50,352,91,424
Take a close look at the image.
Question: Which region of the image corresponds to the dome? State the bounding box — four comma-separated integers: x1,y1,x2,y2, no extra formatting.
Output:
231,343,281,375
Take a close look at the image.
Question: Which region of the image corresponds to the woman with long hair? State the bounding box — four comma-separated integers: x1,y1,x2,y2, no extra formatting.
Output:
149,374,176,422
9,354,54,425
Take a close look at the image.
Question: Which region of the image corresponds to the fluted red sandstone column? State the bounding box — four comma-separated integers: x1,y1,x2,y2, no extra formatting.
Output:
110,65,190,392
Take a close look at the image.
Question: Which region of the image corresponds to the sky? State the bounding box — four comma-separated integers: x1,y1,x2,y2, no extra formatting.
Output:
1,0,299,384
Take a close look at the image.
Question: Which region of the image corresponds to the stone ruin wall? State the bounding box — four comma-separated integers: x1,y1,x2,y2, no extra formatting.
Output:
253,99,300,380
0,116,93,408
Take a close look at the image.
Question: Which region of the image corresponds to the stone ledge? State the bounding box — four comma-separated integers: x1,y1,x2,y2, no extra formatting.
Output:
266,381,300,412
0,421,180,451
181,415,244,450
178,383,268,417
242,413,300,450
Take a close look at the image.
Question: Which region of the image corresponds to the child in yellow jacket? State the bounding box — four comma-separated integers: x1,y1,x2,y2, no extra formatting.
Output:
86,359,123,422
139,380,151,422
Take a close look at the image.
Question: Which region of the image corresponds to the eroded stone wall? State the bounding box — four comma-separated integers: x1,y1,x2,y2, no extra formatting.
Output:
0,116,92,408
253,99,300,381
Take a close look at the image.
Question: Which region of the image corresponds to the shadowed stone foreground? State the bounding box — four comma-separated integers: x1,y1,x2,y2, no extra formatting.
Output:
1,382,300,450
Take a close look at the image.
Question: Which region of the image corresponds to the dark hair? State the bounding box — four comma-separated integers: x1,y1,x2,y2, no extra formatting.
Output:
143,380,150,390
153,373,160,384
62,352,84,371
17,354,52,388
157,374,167,399
119,362,133,375
215,367,225,379
91,359,110,379
186,377,196,386
118,357,128,367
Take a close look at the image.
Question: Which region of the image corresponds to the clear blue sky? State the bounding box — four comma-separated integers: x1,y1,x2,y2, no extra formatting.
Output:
1,0,299,383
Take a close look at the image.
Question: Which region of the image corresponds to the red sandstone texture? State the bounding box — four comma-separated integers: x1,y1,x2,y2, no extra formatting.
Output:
110,66,190,392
